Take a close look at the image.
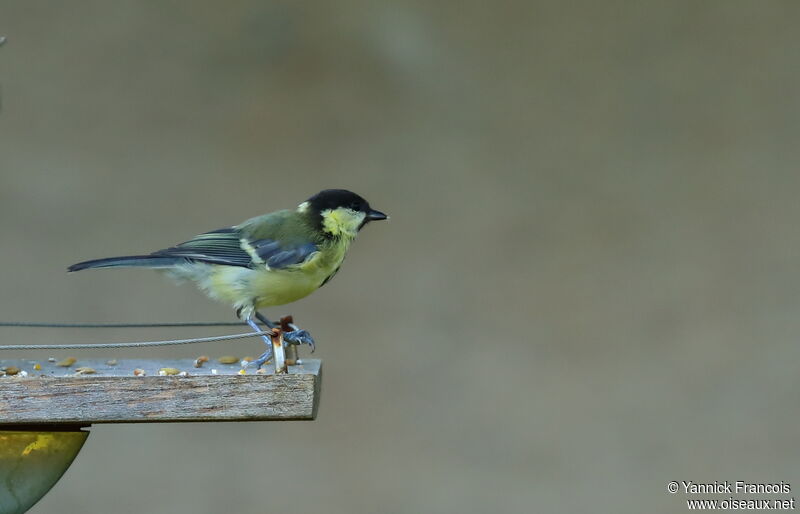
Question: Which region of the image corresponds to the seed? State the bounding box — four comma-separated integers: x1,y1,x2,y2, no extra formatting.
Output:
75,367,96,375
106,359,118,366
217,356,239,364
159,368,181,376
4,366,20,376
33,363,42,371
133,368,146,376
56,357,77,367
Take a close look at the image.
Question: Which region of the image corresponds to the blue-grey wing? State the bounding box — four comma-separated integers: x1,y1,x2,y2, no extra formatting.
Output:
262,242,318,268
152,228,318,269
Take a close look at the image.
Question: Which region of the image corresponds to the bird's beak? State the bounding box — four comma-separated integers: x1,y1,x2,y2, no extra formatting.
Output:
366,209,388,221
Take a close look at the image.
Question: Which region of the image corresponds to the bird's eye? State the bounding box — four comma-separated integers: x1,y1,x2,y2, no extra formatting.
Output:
349,202,361,211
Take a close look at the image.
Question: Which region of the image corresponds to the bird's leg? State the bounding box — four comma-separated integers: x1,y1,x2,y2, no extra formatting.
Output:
244,317,273,369
254,313,278,330
255,312,315,353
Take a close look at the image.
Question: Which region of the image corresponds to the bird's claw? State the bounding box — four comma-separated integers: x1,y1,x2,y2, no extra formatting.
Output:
244,349,273,369
284,329,315,353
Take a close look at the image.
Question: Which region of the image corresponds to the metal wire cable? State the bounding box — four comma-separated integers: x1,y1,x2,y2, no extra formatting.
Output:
0,330,271,351
0,321,243,328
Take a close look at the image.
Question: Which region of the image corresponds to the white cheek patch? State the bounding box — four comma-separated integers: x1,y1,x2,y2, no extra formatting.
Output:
297,201,310,213
354,211,366,227
321,208,364,237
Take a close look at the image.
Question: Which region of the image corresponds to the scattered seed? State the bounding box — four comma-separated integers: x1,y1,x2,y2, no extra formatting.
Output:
194,355,209,368
178,371,189,377
106,359,118,366
211,369,218,375
238,369,247,375
133,368,146,376
48,357,56,362
256,368,266,374
242,356,254,362
56,357,77,367
75,367,96,375
218,356,238,364
159,368,181,376
4,366,20,376
19,370,28,377
33,363,42,371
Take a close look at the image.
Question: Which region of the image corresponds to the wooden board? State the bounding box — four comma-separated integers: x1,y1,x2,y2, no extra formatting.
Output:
0,358,321,425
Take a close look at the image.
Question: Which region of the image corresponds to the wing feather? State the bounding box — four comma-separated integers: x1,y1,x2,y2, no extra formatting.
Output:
151,227,317,269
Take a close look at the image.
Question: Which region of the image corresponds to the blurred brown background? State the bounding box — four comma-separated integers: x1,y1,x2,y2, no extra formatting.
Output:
1,1,800,513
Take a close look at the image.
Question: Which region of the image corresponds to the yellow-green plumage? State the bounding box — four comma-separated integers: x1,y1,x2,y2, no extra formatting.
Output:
186,207,361,319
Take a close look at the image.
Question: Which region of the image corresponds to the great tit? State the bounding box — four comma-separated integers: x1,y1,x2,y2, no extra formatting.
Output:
68,189,388,368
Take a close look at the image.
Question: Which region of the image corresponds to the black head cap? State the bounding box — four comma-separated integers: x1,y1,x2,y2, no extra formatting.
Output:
307,189,370,213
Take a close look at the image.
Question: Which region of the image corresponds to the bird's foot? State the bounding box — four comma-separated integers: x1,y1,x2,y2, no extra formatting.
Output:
252,313,316,352
284,329,315,353
244,348,273,369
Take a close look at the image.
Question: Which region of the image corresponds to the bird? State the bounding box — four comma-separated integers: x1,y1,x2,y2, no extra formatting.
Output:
68,189,388,368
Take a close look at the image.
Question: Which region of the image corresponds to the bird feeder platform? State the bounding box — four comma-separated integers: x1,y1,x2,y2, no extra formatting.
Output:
0,357,321,513
0,357,322,425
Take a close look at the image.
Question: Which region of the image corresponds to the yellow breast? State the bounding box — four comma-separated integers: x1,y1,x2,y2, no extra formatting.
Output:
254,242,349,307
197,238,350,313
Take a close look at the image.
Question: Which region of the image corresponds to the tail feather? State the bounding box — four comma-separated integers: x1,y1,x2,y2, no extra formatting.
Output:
68,255,186,272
